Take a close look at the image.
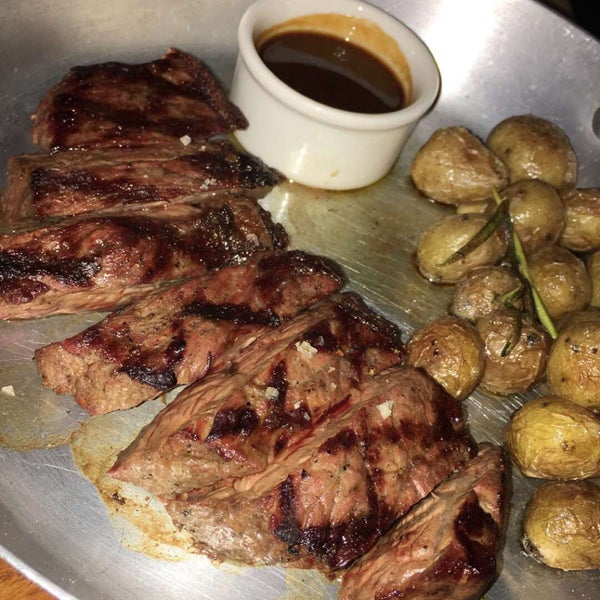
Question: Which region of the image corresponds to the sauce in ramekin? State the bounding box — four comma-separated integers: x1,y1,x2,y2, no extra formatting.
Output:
258,30,406,114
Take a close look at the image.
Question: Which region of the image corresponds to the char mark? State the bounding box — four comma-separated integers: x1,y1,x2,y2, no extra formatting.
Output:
182,301,280,327
0,249,100,286
31,167,159,205
206,407,260,442
119,332,187,391
120,365,178,391
274,464,387,569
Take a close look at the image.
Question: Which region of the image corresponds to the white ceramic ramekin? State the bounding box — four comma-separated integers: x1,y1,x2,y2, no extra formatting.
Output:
230,0,440,190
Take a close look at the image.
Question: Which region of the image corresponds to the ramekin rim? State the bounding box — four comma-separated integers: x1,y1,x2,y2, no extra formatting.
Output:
237,0,441,131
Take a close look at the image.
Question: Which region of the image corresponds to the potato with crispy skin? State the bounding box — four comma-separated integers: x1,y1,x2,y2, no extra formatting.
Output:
560,188,600,252
476,309,551,395
410,126,510,205
406,315,485,400
505,395,600,479
451,265,523,322
487,114,577,190
547,310,600,411
503,178,565,254
528,245,592,321
522,480,600,571
416,213,507,284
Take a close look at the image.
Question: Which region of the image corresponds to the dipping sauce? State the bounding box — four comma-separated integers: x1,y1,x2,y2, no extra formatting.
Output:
258,31,406,114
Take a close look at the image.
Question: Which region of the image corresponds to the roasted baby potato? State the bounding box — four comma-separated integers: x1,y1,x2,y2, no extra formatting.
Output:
505,395,600,479
527,245,592,321
559,188,600,252
476,309,550,395
451,265,523,322
522,480,600,571
406,315,485,400
503,179,565,254
547,310,600,411
416,213,507,284
410,126,510,205
487,114,577,190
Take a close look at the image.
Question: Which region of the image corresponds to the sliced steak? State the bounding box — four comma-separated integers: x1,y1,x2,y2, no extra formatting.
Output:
109,292,405,498
164,366,475,571
339,443,507,600
31,48,247,150
35,250,345,414
0,197,287,320
2,140,282,227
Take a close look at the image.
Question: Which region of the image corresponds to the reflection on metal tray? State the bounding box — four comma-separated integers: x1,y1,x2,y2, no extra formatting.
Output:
0,1,599,599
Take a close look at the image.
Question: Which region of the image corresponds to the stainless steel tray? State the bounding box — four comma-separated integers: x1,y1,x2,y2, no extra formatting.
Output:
1,1,599,598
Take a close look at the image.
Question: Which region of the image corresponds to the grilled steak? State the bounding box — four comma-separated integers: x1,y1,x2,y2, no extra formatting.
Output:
109,292,405,498
339,443,507,600
164,366,475,572
1,141,282,227
31,48,247,150
35,250,345,414
0,197,287,320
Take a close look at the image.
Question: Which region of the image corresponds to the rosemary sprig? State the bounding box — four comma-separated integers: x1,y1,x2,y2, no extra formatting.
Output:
438,201,508,267
492,188,558,340
495,284,524,308
501,307,523,357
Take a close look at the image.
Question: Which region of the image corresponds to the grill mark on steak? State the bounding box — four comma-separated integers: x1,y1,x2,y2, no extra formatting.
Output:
262,361,293,432
1,197,287,320
35,250,345,413
32,167,159,204
108,293,405,497
266,371,475,570
206,406,261,443
164,366,474,572
31,48,248,150
338,444,507,600
0,248,101,287
120,329,188,391
122,364,179,391
1,141,283,227
181,302,280,327
273,427,383,565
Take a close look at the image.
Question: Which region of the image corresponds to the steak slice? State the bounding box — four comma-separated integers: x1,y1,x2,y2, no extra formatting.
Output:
109,292,405,498
31,48,247,150
164,366,475,571
2,140,282,227
35,250,345,414
0,197,287,320
339,443,507,600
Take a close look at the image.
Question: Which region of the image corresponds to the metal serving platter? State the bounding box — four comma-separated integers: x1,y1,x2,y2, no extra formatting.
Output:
0,0,598,598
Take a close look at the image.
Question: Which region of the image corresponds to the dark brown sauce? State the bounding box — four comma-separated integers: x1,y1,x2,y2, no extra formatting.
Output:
258,31,405,114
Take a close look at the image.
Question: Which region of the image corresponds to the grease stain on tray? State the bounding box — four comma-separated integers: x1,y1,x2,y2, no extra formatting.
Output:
69,386,342,596
70,393,195,560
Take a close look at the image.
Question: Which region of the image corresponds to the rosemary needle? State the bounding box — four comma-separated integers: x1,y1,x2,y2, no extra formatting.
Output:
438,202,508,267
492,188,558,340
